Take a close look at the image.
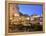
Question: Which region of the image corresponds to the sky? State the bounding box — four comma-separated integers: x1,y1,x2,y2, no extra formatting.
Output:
18,4,43,16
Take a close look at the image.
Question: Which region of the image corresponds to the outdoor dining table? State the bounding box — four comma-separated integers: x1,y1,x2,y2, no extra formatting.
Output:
22,24,31,32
